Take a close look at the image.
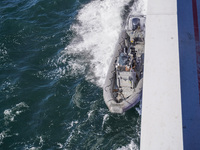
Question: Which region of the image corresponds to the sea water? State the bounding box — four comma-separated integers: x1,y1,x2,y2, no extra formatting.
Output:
0,0,146,149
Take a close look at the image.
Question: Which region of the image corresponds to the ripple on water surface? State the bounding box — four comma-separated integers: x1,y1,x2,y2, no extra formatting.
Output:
0,0,147,149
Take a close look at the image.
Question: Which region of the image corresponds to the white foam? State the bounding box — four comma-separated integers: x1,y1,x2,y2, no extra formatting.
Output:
36,0,148,85
116,140,138,150
0,130,9,145
0,44,9,63
102,114,109,128
129,0,148,15
24,146,39,150
65,129,75,147
0,79,18,99
87,110,94,119
67,120,78,129
64,0,131,86
4,102,29,125
39,136,44,146
57,142,64,149
135,101,142,115
65,0,148,87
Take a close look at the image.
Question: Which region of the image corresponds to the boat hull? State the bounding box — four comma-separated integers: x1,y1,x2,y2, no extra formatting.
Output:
103,30,143,113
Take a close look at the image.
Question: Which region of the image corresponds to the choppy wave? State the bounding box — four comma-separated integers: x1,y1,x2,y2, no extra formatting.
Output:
0,0,147,149
0,130,10,145
0,102,29,145
4,102,29,125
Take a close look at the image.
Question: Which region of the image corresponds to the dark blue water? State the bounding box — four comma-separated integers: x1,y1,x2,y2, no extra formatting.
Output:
0,0,142,149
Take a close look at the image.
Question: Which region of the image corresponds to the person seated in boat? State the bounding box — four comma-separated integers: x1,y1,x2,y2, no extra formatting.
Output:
130,65,139,82
132,60,136,70
125,65,131,71
127,18,144,44
125,60,133,71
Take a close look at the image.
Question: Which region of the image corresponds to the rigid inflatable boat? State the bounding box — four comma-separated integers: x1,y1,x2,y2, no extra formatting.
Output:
103,15,145,113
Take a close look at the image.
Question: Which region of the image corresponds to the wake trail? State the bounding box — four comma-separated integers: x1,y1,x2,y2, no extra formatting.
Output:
64,0,147,87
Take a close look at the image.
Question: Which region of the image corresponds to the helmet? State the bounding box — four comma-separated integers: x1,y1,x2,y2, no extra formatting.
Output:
132,18,140,31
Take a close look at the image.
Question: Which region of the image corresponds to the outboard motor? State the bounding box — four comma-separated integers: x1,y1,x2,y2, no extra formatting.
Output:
132,18,140,31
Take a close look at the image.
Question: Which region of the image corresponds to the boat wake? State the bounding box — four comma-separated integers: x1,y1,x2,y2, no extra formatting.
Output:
64,0,131,86
44,0,147,87
64,0,147,87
